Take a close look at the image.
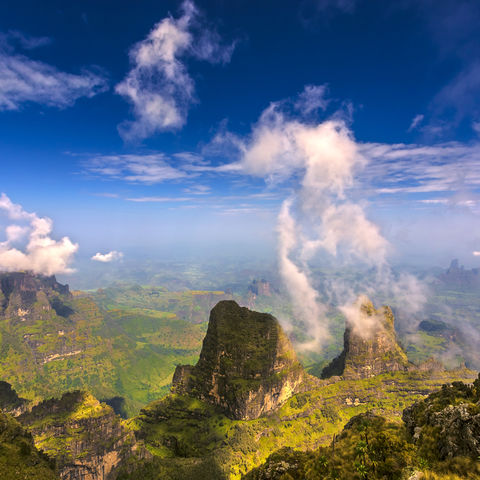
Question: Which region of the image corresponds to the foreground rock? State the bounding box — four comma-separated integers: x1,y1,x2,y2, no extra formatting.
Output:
321,297,410,379
172,300,306,420
17,390,141,480
403,378,480,460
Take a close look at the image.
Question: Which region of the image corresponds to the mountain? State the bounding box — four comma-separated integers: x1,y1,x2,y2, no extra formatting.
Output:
439,259,480,289
118,301,475,479
1,286,478,480
172,300,307,420
0,271,230,416
321,297,410,379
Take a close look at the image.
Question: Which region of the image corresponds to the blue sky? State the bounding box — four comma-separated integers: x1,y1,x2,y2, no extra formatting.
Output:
1,0,480,277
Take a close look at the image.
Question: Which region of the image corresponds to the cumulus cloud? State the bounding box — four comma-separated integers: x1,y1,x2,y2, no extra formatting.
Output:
0,33,107,111
0,193,78,275
91,251,123,263
211,90,414,348
115,0,235,141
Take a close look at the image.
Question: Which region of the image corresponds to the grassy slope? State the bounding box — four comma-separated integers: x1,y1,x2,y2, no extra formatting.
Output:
119,368,476,480
0,285,228,417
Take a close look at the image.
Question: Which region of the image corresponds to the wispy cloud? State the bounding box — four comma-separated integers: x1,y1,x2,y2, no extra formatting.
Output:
430,61,480,129
408,114,424,132
294,84,329,115
361,142,480,195
183,184,211,195
400,1,480,137
125,196,192,202
115,0,236,141
92,192,120,198
1,30,52,50
84,154,189,183
0,32,107,111
299,0,357,28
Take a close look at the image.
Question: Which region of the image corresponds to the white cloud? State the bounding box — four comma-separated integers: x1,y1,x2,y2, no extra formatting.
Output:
183,184,211,194
2,30,52,50
408,113,424,131
473,121,480,135
91,251,123,262
85,154,189,183
0,41,107,111
473,251,480,256
213,97,394,348
115,0,235,141
294,84,329,115
361,141,480,195
126,196,192,203
0,193,78,275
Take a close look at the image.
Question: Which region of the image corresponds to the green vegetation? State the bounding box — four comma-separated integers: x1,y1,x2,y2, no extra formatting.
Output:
0,410,57,480
0,281,229,417
244,376,480,480
118,369,476,479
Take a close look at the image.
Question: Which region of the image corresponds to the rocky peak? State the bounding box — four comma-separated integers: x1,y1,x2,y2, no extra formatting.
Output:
172,300,305,420
0,271,70,306
439,259,480,289
321,296,410,379
0,271,72,319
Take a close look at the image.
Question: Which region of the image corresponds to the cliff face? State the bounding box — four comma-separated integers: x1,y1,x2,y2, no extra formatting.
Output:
172,300,305,420
322,298,410,379
17,391,140,480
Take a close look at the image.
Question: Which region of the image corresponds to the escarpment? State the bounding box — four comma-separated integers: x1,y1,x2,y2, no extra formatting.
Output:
172,300,306,420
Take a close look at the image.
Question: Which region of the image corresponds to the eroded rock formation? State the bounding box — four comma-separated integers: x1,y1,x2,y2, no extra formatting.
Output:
172,300,306,420
321,297,410,379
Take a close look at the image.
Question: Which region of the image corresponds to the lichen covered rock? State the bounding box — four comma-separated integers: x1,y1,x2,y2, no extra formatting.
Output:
172,300,305,420
403,378,480,461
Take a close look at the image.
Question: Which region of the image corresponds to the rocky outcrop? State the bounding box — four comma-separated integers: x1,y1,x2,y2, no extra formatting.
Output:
172,300,306,420
321,297,410,379
17,391,142,480
403,378,480,460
